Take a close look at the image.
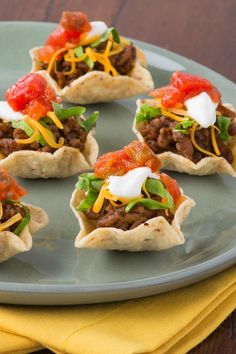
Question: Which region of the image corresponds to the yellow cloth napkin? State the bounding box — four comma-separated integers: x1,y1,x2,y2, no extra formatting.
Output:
0,264,236,354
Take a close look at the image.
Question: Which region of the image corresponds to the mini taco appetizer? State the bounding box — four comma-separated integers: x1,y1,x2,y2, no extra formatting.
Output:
133,72,236,176
0,169,48,262
70,141,195,251
0,73,99,178
30,11,153,104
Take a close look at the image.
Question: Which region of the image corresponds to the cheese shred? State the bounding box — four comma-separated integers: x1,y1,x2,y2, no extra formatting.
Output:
190,122,217,158
0,212,22,232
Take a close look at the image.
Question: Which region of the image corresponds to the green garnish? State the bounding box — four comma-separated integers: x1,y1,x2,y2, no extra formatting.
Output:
76,173,103,212
145,179,174,209
52,102,99,132
84,56,94,69
5,200,30,236
135,104,161,124
125,198,170,213
91,27,120,48
77,111,99,132
74,46,84,57
173,120,194,135
52,102,86,120
11,120,46,146
217,115,231,142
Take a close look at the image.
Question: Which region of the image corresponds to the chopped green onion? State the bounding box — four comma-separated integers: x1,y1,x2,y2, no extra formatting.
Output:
173,120,194,135
76,173,103,211
84,56,94,69
52,102,86,120
74,46,84,57
5,200,31,236
77,111,99,132
91,27,120,48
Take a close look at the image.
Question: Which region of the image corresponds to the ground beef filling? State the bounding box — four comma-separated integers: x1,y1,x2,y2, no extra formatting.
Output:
138,110,236,164
0,117,88,157
85,195,174,231
1,202,26,232
41,43,136,88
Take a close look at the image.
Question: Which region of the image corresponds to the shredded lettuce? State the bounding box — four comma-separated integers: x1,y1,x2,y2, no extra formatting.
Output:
74,46,94,69
76,173,103,212
217,115,231,142
5,200,31,236
173,120,194,135
135,104,161,124
91,27,120,48
145,179,174,209
125,198,170,213
84,56,94,69
11,120,47,146
52,102,99,132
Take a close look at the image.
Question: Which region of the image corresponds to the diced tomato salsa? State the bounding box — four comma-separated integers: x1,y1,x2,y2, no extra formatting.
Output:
150,72,221,108
0,169,27,201
94,141,161,179
37,11,91,63
5,73,57,120
160,173,181,204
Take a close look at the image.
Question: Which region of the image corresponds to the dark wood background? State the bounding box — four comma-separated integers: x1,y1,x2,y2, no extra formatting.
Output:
0,0,235,353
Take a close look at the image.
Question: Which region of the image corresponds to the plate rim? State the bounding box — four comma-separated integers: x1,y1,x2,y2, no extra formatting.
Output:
0,21,235,302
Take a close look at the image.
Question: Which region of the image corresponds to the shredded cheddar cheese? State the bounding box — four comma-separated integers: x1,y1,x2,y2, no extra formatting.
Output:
15,127,40,145
211,125,221,156
0,212,22,232
191,122,217,158
32,119,64,149
47,111,64,129
0,201,2,220
161,109,186,122
78,34,100,46
47,48,68,74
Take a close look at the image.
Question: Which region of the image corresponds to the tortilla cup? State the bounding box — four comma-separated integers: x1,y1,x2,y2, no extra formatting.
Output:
30,47,154,104
0,203,49,262
0,132,98,178
70,189,195,252
133,99,236,176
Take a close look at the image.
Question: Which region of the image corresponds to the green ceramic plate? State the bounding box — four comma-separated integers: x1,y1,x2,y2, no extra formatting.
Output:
0,22,235,305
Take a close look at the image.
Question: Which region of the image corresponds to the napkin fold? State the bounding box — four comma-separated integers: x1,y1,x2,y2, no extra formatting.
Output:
0,264,236,354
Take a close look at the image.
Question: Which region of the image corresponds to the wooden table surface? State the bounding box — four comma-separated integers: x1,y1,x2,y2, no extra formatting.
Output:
0,0,236,353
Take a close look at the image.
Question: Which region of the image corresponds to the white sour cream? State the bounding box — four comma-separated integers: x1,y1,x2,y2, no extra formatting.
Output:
0,101,24,122
86,21,108,40
107,167,159,199
185,92,218,128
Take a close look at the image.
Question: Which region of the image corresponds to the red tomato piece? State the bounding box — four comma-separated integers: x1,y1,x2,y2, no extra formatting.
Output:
60,11,91,34
94,141,160,179
45,26,70,47
160,173,181,204
0,169,27,201
149,71,221,108
6,73,57,119
36,45,57,63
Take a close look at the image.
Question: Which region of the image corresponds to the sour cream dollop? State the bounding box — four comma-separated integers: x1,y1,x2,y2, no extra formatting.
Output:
107,167,159,199
85,21,108,41
185,92,218,128
0,101,23,122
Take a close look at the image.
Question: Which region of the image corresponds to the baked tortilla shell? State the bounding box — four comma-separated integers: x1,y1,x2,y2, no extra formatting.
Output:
30,47,154,104
70,189,195,252
0,203,49,262
133,99,236,176
0,133,98,178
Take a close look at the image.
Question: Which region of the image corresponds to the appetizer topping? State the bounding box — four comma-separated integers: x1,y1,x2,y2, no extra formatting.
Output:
0,169,30,234
107,167,159,199
150,72,221,108
0,101,24,121
75,141,182,230
185,92,218,128
6,73,57,120
94,140,160,178
36,11,136,87
136,72,236,163
0,74,98,155
0,169,26,201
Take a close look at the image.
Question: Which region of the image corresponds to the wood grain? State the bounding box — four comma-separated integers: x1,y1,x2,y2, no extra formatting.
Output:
0,0,235,353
